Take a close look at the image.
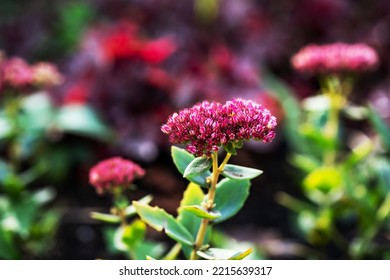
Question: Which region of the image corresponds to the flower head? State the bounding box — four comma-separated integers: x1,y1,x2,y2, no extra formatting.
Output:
161,98,277,156
223,98,277,143
31,62,64,87
1,58,33,88
291,43,379,74
161,101,225,156
89,157,145,193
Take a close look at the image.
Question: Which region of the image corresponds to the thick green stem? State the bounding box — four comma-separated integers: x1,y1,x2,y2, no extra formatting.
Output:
190,152,232,260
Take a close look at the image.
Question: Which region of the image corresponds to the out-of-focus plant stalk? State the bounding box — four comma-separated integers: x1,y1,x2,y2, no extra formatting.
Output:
4,94,23,173
112,188,129,227
322,75,347,166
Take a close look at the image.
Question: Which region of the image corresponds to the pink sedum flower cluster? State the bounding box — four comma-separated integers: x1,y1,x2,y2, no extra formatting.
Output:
0,54,63,92
291,43,379,74
161,98,277,156
89,157,145,193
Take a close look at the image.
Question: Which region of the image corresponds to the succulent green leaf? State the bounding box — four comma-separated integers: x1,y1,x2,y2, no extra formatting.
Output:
124,195,153,217
183,157,212,178
171,146,211,187
177,183,205,237
197,248,253,260
133,201,194,246
214,178,251,223
221,164,263,180
183,205,221,220
176,182,210,259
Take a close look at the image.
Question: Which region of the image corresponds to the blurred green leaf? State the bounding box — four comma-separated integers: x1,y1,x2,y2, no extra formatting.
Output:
133,201,194,246
299,124,336,152
197,247,252,260
290,154,321,173
342,104,368,120
28,209,60,256
21,93,54,131
304,167,343,193
133,241,166,260
122,219,146,248
183,157,212,178
90,212,121,224
44,1,95,57
0,113,12,139
12,198,39,238
55,105,112,141
31,187,56,206
171,146,211,187
0,227,19,259
19,161,48,186
367,105,390,150
297,210,317,235
214,178,251,223
183,205,221,220
221,164,263,180
211,230,264,260
343,137,373,168
0,160,12,188
120,220,166,260
262,73,308,154
303,167,343,204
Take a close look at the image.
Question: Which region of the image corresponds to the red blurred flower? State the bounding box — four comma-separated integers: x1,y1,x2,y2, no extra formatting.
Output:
102,22,142,61
139,37,176,64
63,82,90,105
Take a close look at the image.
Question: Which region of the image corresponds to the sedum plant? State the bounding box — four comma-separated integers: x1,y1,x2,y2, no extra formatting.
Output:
89,157,166,260
277,42,390,259
0,53,64,259
130,98,277,260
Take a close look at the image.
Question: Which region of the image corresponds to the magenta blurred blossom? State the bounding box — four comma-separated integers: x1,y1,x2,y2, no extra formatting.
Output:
161,98,277,156
1,57,33,88
291,43,379,74
89,157,145,193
